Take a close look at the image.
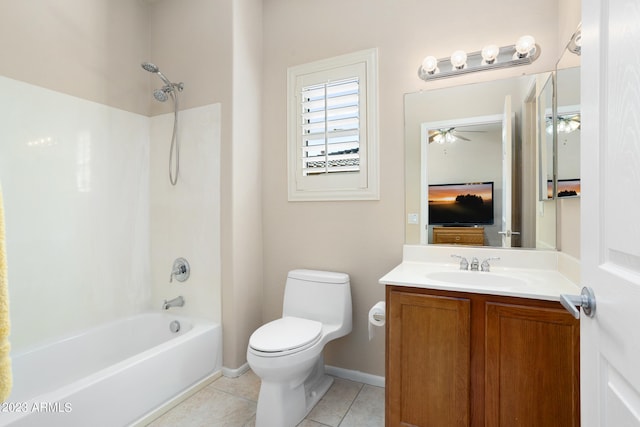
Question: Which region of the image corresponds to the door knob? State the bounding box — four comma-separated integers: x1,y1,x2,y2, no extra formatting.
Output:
560,287,596,319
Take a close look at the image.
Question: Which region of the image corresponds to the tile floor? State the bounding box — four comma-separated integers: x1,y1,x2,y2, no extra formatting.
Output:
147,370,385,427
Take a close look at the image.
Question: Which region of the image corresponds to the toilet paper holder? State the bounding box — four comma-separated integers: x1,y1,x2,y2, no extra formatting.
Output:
372,313,385,322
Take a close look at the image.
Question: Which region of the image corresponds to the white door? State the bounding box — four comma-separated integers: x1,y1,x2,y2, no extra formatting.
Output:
500,96,514,248
581,0,640,425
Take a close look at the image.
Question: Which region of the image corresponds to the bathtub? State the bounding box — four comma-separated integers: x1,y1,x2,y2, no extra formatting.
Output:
0,312,221,427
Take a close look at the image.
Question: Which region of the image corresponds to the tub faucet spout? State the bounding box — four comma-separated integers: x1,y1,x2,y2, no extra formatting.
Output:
163,296,185,310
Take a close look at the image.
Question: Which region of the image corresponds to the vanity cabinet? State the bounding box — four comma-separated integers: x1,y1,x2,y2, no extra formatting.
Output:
432,227,484,246
385,286,580,427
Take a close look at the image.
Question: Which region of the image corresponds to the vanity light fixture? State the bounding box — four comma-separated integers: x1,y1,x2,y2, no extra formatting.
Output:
418,35,540,81
567,26,582,56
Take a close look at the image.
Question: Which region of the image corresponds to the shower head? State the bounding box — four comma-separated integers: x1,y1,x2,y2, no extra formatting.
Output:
153,88,169,102
141,61,173,87
141,61,183,103
141,62,159,73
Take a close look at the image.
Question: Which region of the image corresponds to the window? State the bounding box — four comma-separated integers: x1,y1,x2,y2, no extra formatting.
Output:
287,49,379,201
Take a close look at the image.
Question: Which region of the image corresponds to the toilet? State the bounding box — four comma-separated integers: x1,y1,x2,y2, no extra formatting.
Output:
247,269,352,427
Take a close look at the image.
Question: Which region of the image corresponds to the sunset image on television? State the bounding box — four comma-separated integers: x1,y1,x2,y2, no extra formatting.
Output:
557,179,581,197
428,182,494,225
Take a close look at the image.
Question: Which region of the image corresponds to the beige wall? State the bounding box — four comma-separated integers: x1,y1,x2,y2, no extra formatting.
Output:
0,0,150,115
222,0,265,369
148,0,233,117
262,0,564,377
558,198,581,258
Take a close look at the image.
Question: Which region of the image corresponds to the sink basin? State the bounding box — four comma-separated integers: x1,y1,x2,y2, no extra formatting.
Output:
426,271,527,287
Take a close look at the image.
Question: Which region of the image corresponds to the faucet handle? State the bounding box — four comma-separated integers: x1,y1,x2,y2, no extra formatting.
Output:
451,254,469,270
169,258,190,283
481,257,500,272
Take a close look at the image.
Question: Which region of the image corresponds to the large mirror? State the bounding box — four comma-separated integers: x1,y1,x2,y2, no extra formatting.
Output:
552,25,582,256
555,28,581,198
405,73,558,249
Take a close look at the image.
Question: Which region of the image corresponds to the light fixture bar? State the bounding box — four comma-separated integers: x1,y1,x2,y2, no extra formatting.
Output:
418,43,541,82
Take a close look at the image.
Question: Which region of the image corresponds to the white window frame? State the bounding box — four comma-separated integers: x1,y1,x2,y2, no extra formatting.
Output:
287,48,379,201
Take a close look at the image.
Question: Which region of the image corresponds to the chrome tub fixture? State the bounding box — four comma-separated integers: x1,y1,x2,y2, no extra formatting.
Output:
170,257,190,283
162,296,185,310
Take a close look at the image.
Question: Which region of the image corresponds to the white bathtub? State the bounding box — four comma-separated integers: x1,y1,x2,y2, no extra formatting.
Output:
1,312,221,427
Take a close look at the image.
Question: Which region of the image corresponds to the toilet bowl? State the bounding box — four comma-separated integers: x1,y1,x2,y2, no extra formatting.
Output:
247,269,352,427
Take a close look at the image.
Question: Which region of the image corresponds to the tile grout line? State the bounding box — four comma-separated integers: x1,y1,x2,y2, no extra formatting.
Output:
336,382,365,427
211,387,259,404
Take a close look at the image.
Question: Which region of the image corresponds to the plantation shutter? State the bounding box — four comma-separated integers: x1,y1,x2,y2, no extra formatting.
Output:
287,49,379,201
300,78,360,175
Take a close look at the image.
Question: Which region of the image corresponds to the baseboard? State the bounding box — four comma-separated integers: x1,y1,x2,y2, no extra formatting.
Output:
325,365,385,388
221,362,250,378
220,362,385,388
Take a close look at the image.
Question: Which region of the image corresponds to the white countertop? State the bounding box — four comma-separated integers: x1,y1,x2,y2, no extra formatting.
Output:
379,245,581,301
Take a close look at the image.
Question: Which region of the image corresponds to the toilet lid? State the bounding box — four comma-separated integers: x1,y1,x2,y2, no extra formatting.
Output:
249,317,322,354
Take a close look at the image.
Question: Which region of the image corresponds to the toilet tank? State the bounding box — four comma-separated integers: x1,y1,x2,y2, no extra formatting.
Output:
282,269,352,335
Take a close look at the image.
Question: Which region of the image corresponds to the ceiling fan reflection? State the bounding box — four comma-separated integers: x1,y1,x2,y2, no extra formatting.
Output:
428,127,486,144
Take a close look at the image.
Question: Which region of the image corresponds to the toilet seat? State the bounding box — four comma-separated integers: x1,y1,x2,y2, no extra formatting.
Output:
249,317,322,357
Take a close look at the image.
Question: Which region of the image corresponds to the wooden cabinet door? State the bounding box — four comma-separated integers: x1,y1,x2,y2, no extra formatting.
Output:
485,302,580,427
386,289,471,427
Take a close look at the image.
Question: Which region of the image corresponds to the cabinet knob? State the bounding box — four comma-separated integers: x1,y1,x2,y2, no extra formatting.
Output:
560,287,596,319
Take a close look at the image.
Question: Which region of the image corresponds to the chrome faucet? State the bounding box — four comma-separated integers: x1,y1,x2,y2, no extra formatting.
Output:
451,254,469,270
481,257,500,272
162,296,185,310
470,257,480,271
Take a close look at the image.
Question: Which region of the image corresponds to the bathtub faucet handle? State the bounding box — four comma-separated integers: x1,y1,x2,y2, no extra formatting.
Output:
169,257,190,283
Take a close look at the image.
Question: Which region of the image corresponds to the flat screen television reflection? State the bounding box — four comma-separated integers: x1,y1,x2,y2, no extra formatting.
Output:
428,182,494,225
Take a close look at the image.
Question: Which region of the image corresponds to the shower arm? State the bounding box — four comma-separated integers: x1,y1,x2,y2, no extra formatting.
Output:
155,71,173,88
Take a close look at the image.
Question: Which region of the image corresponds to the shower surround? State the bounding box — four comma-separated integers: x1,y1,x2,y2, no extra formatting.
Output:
0,74,221,376
0,75,151,350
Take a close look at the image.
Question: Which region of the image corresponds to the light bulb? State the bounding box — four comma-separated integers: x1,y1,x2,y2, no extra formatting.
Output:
445,132,456,143
515,35,536,58
546,122,554,134
450,50,467,70
567,120,580,132
568,30,582,55
558,119,568,133
421,56,439,74
481,44,500,64
574,33,582,48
